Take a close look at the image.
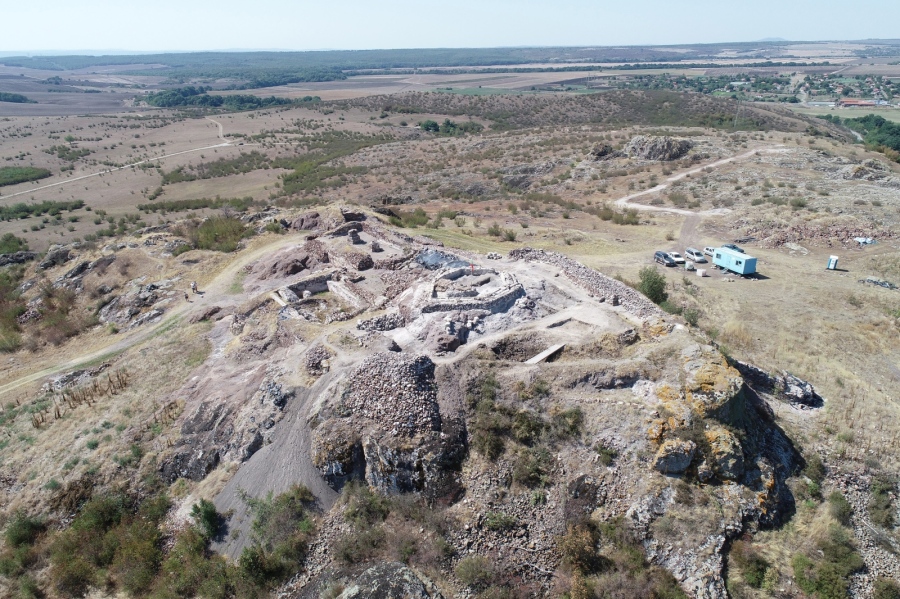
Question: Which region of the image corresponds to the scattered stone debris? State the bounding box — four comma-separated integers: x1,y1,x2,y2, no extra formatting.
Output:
859,276,896,290
305,345,333,376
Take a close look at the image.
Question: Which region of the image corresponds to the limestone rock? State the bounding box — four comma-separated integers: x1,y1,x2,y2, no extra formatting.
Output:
39,246,71,269
337,562,442,599
705,427,744,480
653,440,696,474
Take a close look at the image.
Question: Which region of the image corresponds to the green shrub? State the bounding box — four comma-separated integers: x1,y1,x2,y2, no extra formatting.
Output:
512,446,551,488
731,540,769,588
792,525,864,599
804,453,826,483
550,408,584,440
0,233,28,254
190,499,221,540
594,443,619,466
874,578,900,599
637,266,668,304
487,223,502,236
4,512,44,548
827,492,853,526
342,483,388,528
196,217,250,252
869,474,897,529
334,526,386,565
483,512,518,531
455,555,493,588
112,520,161,595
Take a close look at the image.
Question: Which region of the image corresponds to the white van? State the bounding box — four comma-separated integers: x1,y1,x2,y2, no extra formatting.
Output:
703,246,716,257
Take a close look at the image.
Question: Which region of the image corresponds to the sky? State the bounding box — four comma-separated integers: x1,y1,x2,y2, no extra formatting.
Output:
3,0,900,54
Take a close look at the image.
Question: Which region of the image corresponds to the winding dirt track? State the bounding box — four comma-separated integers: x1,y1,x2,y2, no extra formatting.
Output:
0,235,302,397
612,146,788,216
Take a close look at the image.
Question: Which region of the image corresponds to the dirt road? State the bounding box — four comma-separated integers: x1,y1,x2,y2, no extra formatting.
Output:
0,235,303,397
612,146,788,216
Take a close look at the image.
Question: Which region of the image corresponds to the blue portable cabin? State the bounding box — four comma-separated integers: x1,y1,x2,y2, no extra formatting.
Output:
713,247,757,275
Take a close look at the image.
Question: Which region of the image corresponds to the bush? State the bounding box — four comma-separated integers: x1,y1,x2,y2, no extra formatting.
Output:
827,492,853,526
455,555,493,589
594,443,619,466
637,266,668,304
869,474,897,529
4,512,44,548
731,540,769,588
875,578,900,599
343,483,388,528
793,525,864,599
550,408,584,440
190,499,221,540
483,512,518,531
0,233,28,254
512,446,552,488
559,522,604,574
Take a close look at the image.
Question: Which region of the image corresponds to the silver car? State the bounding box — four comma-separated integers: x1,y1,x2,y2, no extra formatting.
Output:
685,248,707,263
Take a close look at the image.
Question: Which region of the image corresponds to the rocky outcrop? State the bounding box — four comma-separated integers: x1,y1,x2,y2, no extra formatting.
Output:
625,135,693,161
705,427,744,480
39,246,71,269
589,143,623,160
0,251,38,267
731,359,824,408
653,440,696,474
291,211,321,231
336,562,443,599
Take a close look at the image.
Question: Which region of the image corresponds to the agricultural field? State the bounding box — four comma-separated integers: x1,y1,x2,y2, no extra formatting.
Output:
0,50,899,599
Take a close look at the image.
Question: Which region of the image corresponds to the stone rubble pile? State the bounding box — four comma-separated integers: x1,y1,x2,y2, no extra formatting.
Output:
356,312,406,332
338,353,440,435
509,248,661,318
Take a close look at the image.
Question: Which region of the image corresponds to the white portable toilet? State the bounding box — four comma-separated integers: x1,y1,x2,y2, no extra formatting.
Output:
827,256,839,270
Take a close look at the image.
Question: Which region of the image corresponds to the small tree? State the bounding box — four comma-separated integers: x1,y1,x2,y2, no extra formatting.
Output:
638,266,668,304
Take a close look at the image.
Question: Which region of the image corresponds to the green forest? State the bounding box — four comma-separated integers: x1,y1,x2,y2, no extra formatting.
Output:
144,87,314,110
0,167,51,188
821,114,900,161
0,92,36,104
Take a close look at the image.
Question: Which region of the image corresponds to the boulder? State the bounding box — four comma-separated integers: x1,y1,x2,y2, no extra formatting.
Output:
341,208,366,222
705,427,744,480
39,246,71,269
653,440,696,474
625,136,693,161
589,143,622,160
337,562,442,599
291,211,321,231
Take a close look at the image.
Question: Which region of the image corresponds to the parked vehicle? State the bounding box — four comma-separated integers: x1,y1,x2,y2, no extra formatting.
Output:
685,248,707,263
722,243,745,253
667,252,686,265
713,247,757,275
654,251,676,266
703,246,716,257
